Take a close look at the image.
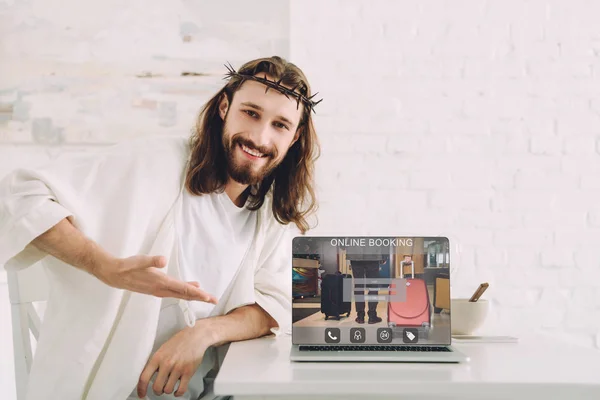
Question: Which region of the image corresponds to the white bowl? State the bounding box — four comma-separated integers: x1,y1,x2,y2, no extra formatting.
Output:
451,298,489,335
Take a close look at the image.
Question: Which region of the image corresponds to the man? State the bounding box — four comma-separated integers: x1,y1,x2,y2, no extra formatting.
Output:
350,258,385,324
345,243,388,325
0,56,320,399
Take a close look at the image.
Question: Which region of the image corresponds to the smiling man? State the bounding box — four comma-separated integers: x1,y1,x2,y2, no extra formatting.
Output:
0,56,320,400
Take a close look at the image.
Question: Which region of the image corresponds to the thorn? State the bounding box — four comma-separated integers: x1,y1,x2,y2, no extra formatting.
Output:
313,98,323,106
308,92,319,100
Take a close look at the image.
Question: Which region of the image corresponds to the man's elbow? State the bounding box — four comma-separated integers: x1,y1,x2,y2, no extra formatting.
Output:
254,303,278,333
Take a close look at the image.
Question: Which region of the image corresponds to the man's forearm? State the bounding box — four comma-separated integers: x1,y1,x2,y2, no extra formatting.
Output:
199,303,277,348
31,217,115,275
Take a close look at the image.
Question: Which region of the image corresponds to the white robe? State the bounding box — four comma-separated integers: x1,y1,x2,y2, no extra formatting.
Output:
0,135,295,400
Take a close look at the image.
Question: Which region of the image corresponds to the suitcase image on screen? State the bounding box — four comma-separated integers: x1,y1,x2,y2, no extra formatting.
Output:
321,273,352,320
388,260,431,328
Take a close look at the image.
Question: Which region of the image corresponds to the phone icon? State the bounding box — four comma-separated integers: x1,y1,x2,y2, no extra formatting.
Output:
324,328,341,343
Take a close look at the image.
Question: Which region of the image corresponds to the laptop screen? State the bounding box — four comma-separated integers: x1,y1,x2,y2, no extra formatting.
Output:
292,236,451,346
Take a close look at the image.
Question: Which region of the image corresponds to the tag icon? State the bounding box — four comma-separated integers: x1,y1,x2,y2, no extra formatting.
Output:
403,328,419,343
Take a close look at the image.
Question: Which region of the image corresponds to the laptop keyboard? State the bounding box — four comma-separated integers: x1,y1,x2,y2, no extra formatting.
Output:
299,345,451,352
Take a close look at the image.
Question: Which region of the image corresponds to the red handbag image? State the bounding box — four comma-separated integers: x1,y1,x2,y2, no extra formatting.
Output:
388,258,431,328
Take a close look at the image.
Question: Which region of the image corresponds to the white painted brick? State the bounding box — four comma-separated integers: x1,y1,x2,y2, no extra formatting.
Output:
586,211,600,228
540,249,575,268
446,135,494,155
489,131,530,155
396,212,459,234
494,228,553,247
490,287,542,308
495,156,562,176
450,244,477,271
570,287,600,310
421,152,494,173
579,267,600,289
562,157,600,177
514,169,579,190
428,119,490,137
386,135,421,154
537,288,571,329
318,154,412,190
529,135,564,155
591,99,600,115
492,307,545,335
505,248,542,269
314,133,389,154
408,170,453,189
522,118,558,137
552,189,600,211
491,190,558,212
413,136,449,155
450,166,515,190
522,209,587,230
373,188,429,207
564,307,600,331
463,59,528,81
520,267,581,288
564,136,597,155
556,114,600,138
574,250,600,271
456,211,522,230
429,190,492,211
474,246,508,268
452,228,494,247
580,175,600,190
555,229,600,248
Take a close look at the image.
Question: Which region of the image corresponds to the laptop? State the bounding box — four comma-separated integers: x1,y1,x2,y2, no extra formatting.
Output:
289,236,469,363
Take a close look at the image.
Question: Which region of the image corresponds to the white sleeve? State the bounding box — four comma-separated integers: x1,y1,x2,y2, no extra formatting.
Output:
0,163,77,271
253,224,298,337
0,135,185,272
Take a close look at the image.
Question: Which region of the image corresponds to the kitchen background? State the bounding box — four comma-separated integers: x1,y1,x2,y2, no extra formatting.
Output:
1,0,600,397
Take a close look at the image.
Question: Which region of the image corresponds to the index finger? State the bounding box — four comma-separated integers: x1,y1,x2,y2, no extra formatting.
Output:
137,358,159,398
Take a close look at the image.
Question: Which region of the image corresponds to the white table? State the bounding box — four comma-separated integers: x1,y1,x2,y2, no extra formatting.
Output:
213,333,600,400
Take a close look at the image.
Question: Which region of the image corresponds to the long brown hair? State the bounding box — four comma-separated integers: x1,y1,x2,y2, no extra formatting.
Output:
184,56,320,234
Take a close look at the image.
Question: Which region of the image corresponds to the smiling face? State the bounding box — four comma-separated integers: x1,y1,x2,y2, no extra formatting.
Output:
219,74,304,185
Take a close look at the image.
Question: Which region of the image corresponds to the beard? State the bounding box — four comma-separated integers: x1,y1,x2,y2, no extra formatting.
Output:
222,129,281,185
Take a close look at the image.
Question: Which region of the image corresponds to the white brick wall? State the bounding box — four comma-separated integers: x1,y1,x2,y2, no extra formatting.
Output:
290,0,600,348
1,0,600,397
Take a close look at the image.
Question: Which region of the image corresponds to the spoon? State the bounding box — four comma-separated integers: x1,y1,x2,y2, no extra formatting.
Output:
469,282,489,302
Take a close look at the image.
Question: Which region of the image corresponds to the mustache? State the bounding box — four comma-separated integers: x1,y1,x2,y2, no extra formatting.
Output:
232,136,276,158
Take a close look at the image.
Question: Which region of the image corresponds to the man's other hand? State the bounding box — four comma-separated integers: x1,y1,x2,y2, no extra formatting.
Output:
137,324,212,398
94,255,218,303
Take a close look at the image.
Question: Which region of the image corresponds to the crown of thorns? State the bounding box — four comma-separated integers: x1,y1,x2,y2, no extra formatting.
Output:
223,62,322,114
